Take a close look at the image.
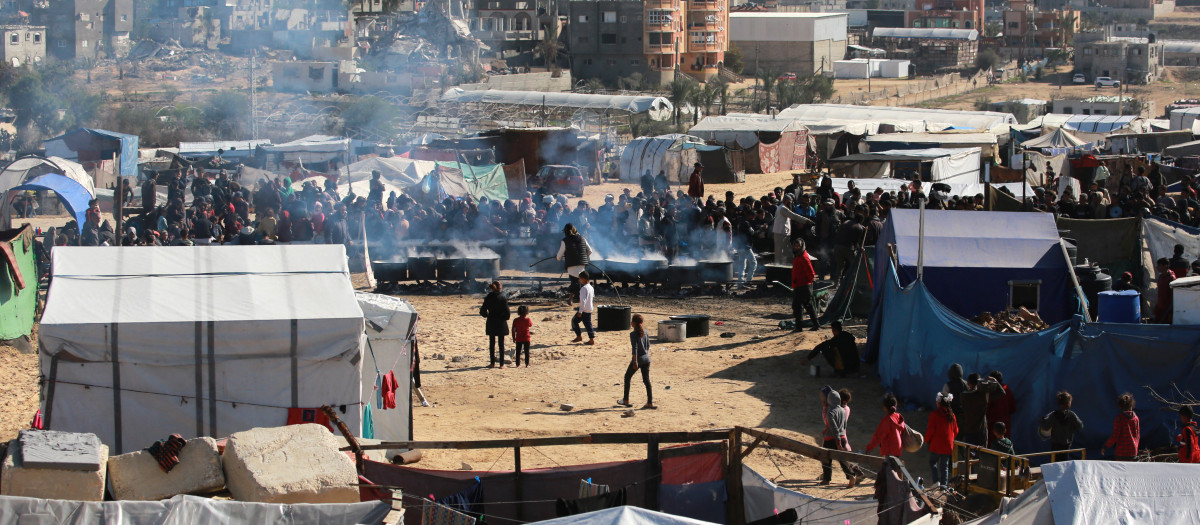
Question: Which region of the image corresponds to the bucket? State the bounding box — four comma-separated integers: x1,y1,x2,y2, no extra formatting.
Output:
597,305,632,331
657,320,687,342
1097,289,1140,323
670,314,711,337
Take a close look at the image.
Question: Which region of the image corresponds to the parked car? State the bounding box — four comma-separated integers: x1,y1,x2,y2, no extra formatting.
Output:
1073,73,1086,84
1095,76,1121,88
531,164,585,197
777,72,797,81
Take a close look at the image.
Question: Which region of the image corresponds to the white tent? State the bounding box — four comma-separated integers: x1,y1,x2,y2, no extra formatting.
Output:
778,104,1016,133
0,155,95,230
1021,128,1088,150
356,292,416,455
827,147,982,184
619,134,704,184
324,156,437,199
39,245,366,454
688,115,807,149
964,461,1200,525
262,135,352,166
531,506,716,525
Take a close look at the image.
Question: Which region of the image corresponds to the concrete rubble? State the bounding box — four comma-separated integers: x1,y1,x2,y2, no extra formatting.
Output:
1,430,108,501
107,437,226,501
223,424,360,504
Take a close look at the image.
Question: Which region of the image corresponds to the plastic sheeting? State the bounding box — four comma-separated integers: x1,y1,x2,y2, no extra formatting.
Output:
331,156,435,199
357,293,416,444
778,104,1015,133
12,174,93,232
741,465,878,524
532,506,716,525
689,116,807,149
0,494,393,525
619,135,704,183
828,148,982,185
441,89,674,120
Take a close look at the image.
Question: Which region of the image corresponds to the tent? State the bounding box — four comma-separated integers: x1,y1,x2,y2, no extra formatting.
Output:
531,506,716,525
410,163,509,203
619,134,704,184
872,209,1076,325
356,292,416,450
0,226,36,347
865,132,998,157
261,135,351,168
330,156,436,199
688,116,809,173
1021,128,1088,150
44,128,139,189
0,156,95,232
0,494,393,525
13,174,93,230
778,104,1016,133
38,245,366,454
1163,138,1200,158
695,145,742,183
827,148,982,184
964,461,1200,524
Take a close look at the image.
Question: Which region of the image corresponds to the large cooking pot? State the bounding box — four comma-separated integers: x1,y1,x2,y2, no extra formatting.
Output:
597,305,632,331
371,260,407,282
466,256,501,281
666,262,701,287
603,259,640,283
657,320,687,342
640,258,670,284
764,264,792,288
408,255,437,281
436,257,466,281
699,260,735,283
670,314,710,337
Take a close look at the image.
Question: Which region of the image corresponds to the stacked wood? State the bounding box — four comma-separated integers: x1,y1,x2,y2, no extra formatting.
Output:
971,307,1048,333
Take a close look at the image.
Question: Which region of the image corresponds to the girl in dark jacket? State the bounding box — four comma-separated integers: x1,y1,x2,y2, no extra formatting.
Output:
618,314,655,409
479,281,511,368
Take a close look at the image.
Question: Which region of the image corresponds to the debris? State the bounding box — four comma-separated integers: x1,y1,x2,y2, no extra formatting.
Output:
560,403,575,411
222,425,358,504
488,394,494,398
1,430,109,501
450,355,467,362
460,462,473,470
970,307,1048,333
108,437,225,501
621,410,635,418
431,353,447,360
720,332,736,338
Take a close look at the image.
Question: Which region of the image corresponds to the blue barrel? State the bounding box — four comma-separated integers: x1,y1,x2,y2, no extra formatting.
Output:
1097,290,1140,323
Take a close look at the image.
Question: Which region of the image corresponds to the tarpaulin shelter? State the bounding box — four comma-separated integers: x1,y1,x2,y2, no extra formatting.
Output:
827,148,982,184
44,128,139,189
12,174,93,231
694,145,742,183
619,134,705,184
440,89,675,121
411,163,509,203
688,115,809,173
964,461,1200,525
38,245,366,454
532,506,716,525
1021,128,1088,150
356,293,416,449
778,103,1016,133
261,135,351,170
328,156,436,199
1108,130,1194,155
869,262,1200,453
0,494,393,525
871,209,1075,325
178,139,271,162
1163,138,1200,158
0,156,95,233
865,132,998,157
0,225,36,346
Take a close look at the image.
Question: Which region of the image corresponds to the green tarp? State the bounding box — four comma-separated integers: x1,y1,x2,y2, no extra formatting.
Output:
0,225,37,341
435,162,509,202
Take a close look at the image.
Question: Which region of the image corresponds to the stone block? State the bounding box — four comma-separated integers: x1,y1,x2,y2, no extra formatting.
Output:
223,424,358,504
107,437,225,501
1,439,108,501
18,429,103,471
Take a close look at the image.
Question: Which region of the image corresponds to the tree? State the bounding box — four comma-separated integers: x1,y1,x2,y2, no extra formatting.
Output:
340,95,400,140
724,44,744,75
534,23,566,76
583,78,606,93
667,76,698,126
985,22,1003,39
756,69,778,113
202,90,251,138
713,79,731,115
1058,11,1077,47
776,73,834,108
976,49,1000,72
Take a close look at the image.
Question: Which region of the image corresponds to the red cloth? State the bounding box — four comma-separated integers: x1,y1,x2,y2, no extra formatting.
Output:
1179,422,1200,464
1104,411,1140,458
512,317,532,343
791,251,815,288
286,408,332,431
661,450,723,484
1155,269,1176,323
866,412,906,457
0,240,26,292
986,384,1016,439
382,371,399,410
925,408,959,456
687,170,704,198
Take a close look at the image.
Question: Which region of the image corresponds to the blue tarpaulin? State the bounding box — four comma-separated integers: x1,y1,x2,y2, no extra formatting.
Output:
872,209,1075,326
871,262,1200,454
13,174,93,232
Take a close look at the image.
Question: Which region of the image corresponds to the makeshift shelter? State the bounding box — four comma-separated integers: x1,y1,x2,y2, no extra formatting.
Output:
695,145,743,183
1163,138,1200,158
12,174,94,230
410,163,509,203
688,116,809,173
865,132,998,157
44,128,139,189
964,461,1200,524
531,506,715,525
0,156,95,232
38,245,366,453
778,104,1016,133
872,209,1076,324
826,147,982,184
1020,128,1089,150
618,134,704,183
261,135,351,171
356,293,416,448
1107,130,1194,155
440,89,674,121
0,225,36,347
326,156,436,199
178,140,271,162
0,494,393,525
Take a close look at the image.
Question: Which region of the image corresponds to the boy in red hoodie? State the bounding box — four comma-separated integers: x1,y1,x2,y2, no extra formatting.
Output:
1102,393,1139,461
926,392,958,487
512,305,532,367
1179,405,1200,464
866,393,906,458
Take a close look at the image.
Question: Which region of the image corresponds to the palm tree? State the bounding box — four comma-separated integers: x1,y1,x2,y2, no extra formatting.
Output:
757,69,778,114
713,79,730,115
534,23,566,76
1058,12,1077,48
667,76,698,126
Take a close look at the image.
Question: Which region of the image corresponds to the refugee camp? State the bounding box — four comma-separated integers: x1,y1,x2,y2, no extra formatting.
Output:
0,0,1199,523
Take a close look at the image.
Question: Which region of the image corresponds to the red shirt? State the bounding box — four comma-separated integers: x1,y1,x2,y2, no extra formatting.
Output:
687,170,704,198
986,384,1016,438
1104,410,1140,458
926,408,959,456
1180,422,1200,464
867,411,906,457
512,317,532,343
792,251,815,289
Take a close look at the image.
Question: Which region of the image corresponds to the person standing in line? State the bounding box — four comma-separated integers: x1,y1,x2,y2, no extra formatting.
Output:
1178,406,1200,464
556,223,592,303
772,194,813,264
1154,257,1176,324
986,370,1016,446
687,163,705,199
571,272,596,345
512,305,532,368
617,314,654,409
926,393,958,487
1103,393,1140,461
479,280,511,368
865,393,907,458
791,239,819,332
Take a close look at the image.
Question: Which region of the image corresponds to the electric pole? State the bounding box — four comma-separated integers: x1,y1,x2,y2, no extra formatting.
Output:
251,51,258,140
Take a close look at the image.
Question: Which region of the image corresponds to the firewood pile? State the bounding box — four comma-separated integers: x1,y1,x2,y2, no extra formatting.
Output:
971,307,1048,333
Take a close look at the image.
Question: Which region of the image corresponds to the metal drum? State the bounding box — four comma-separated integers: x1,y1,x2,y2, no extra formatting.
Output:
699,260,735,283
640,257,670,284
666,262,700,287
657,320,687,342
408,255,437,281
466,256,501,281
597,305,632,331
670,314,710,337
371,259,407,282
436,257,466,281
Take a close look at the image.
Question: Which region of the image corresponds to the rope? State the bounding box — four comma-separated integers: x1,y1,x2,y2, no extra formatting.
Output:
45,380,362,410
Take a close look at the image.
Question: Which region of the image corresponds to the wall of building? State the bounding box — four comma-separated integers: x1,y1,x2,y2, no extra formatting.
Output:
271,61,338,92
729,13,847,75
568,0,648,85
0,25,46,66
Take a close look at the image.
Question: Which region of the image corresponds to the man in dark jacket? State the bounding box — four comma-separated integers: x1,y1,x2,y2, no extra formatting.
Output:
802,321,860,377
941,364,968,416
957,373,1004,446
687,163,705,199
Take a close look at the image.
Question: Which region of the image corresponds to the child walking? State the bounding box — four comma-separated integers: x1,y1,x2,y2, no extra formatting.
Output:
571,272,596,345
512,305,532,367
618,314,655,409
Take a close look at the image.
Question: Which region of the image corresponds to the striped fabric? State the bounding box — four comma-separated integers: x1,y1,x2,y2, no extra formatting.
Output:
578,479,611,498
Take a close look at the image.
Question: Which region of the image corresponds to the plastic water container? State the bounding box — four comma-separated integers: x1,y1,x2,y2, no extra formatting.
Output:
657,320,687,342
1097,290,1140,323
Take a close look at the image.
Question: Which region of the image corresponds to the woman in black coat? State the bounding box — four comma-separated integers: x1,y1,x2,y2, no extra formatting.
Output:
479,280,511,368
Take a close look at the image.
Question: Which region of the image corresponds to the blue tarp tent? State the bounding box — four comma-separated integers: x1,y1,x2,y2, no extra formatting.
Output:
43,128,139,179
871,209,1075,327
13,174,93,231
871,263,1200,454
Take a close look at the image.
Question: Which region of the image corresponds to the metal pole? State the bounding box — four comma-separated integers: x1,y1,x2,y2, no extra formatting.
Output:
917,193,925,281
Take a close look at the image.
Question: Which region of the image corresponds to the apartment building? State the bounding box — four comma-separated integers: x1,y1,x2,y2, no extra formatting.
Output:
0,24,45,66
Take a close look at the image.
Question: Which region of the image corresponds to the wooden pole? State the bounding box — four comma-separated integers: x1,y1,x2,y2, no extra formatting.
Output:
647,435,661,511
726,428,745,525
113,153,121,246
321,405,364,471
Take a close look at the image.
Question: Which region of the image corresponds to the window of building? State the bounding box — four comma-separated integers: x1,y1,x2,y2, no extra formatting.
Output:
515,1,529,7
602,11,616,22
1082,108,1091,115
1133,48,1141,55
648,32,672,46
1084,48,1092,55
33,33,40,43
309,66,325,80
1062,106,1073,113
1094,108,1107,114
601,33,617,44
121,14,128,21
578,15,589,22
914,20,922,27
647,10,671,25
583,58,593,65
9,33,17,44
608,58,617,65
620,15,627,23
631,59,641,65
1008,21,1019,29
81,40,88,48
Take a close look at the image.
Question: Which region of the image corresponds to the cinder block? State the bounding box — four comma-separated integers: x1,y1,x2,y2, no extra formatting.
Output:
107,437,226,501
1,439,108,501
223,424,358,504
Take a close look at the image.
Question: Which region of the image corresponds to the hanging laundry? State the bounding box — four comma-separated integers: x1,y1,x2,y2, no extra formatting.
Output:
421,500,476,525
362,401,375,440
579,479,610,498
374,372,384,409
381,370,399,410
555,487,627,517
436,480,484,518
286,407,333,431
146,434,188,473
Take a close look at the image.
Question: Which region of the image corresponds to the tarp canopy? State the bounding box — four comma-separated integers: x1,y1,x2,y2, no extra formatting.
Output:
44,128,139,178
0,494,393,525
1163,138,1200,158
964,461,1200,525
39,245,366,453
12,174,92,230
741,465,880,524
532,506,716,525
412,163,509,202
689,116,807,149
1020,114,1140,134
0,156,95,233
441,89,674,121
333,156,435,199
873,209,1074,324
865,132,997,156
178,139,271,159
828,148,982,184
619,134,705,183
873,26,979,40
261,135,351,166
1021,128,1088,149
779,104,1015,132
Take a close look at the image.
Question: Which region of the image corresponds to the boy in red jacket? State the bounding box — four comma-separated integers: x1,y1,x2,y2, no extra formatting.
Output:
866,393,906,458
1179,406,1200,464
1102,393,1140,461
791,239,818,332
926,392,958,487
512,305,532,367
